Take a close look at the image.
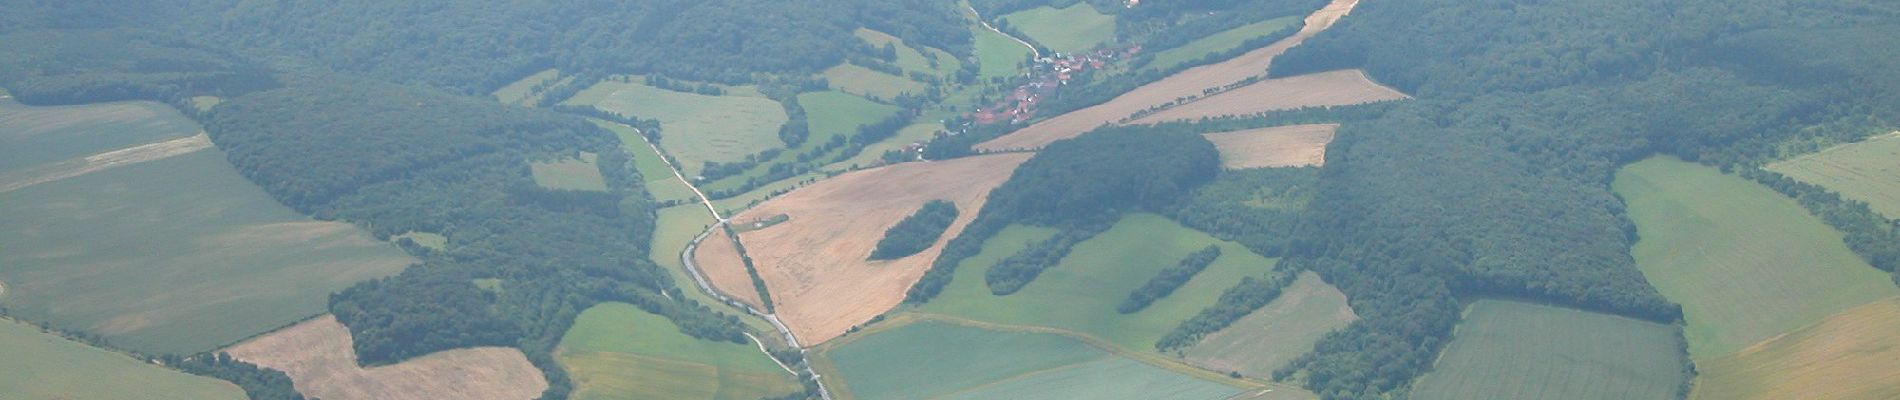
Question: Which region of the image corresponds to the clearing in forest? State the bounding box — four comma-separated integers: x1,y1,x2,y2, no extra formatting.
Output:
1767,131,1900,218
1201,124,1338,169
1182,271,1355,378
919,213,1279,352
817,319,1242,400
701,153,1030,344
529,152,609,191
0,317,245,400
1130,69,1407,124
491,69,566,106
593,120,699,203
0,104,413,355
557,303,803,400
853,28,958,78
1410,300,1688,400
226,316,547,400
1000,3,1117,55
1615,157,1897,359
823,63,926,100
568,80,787,178
974,0,1374,152
1692,296,1900,400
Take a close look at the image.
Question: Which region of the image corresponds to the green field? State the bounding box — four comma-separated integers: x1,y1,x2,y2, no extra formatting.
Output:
823,63,927,100
0,99,199,175
0,318,245,400
492,68,562,105
853,29,957,78
698,90,898,195
827,122,942,169
1411,300,1686,400
1183,271,1354,378
1143,16,1299,72
822,320,1240,400
591,119,698,203
393,231,447,250
559,302,802,400
1615,157,1896,358
973,24,1032,80
920,213,1279,352
650,205,774,333
1001,3,1116,55
1693,296,1900,400
530,152,609,191
1767,131,1900,218
0,149,415,354
570,81,788,178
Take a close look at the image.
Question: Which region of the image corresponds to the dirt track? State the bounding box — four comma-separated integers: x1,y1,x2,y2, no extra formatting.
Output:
225,316,547,400
974,0,1373,152
1202,124,1339,169
0,133,214,194
708,154,1031,344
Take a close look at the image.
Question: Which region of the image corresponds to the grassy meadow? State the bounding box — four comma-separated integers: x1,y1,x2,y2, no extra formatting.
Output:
491,69,563,106
1693,296,1900,400
1410,300,1688,400
1143,16,1299,72
570,80,788,178
0,150,414,354
1615,157,1896,358
530,152,609,191
0,318,245,400
1182,271,1354,378
558,302,802,400
852,28,957,78
820,319,1239,400
698,91,898,195
920,213,1279,352
1767,131,1900,218
973,23,1032,80
0,99,198,175
591,119,698,203
1001,3,1116,54
822,63,926,100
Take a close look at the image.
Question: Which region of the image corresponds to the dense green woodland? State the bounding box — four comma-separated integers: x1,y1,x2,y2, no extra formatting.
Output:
870,200,960,261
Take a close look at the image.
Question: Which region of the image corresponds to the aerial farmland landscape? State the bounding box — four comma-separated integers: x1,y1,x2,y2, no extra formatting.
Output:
4,0,1900,399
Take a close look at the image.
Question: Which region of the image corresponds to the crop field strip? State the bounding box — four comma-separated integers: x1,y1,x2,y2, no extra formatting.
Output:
1767,131,1900,218
0,317,245,400
823,63,927,100
1129,69,1407,124
1142,16,1301,73
1692,296,1900,400
1615,157,1898,359
227,315,548,400
1409,300,1688,400
0,102,414,354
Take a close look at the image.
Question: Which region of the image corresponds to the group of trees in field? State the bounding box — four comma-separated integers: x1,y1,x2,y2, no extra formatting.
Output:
909,127,1221,302
1120,245,1222,313
870,200,961,260
1156,273,1294,352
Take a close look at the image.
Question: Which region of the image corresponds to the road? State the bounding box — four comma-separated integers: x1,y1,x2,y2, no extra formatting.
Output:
969,4,1041,60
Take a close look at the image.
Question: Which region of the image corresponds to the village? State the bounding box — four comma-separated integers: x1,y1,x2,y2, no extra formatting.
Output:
969,45,1141,126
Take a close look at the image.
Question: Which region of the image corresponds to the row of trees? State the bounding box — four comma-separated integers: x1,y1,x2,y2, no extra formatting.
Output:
1120,245,1222,314
869,200,961,260
1156,274,1294,352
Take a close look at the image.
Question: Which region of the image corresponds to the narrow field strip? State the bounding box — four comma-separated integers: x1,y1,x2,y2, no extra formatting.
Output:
0,133,212,193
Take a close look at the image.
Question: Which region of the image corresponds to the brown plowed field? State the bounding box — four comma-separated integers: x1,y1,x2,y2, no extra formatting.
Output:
1202,124,1339,169
708,154,1032,344
694,231,769,310
225,316,548,400
974,0,1369,152
1131,70,1407,124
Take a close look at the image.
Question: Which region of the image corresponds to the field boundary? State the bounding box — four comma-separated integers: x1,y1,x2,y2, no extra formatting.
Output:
0,132,214,194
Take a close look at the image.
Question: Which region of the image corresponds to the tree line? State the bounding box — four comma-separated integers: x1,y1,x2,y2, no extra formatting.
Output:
1120,245,1222,314
870,200,961,260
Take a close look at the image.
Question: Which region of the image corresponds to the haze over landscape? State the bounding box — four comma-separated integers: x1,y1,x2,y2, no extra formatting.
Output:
3,0,1900,399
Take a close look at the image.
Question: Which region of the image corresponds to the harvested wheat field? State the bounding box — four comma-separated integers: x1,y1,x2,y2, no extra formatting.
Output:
1203,124,1338,169
974,0,1365,152
225,316,548,400
694,231,769,311
712,154,1032,345
1693,296,1900,400
1132,70,1407,124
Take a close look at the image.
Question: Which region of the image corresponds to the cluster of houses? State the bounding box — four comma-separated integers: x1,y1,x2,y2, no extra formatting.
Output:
969,45,1143,126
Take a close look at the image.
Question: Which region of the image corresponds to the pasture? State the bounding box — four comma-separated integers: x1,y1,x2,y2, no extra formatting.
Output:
975,0,1371,152
1409,300,1687,400
919,213,1279,352
1615,157,1896,359
822,63,926,100
0,318,245,400
1001,3,1116,55
571,81,788,178
592,120,697,203
1693,296,1900,400
1202,124,1339,169
529,152,609,191
698,90,898,194
0,148,414,354
709,153,1031,344
557,303,802,400
1131,69,1407,124
1144,16,1300,72
972,23,1032,80
853,28,956,77
0,98,198,176
1183,271,1355,378
226,315,547,400
1767,131,1900,218
491,69,564,106
819,319,1240,400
